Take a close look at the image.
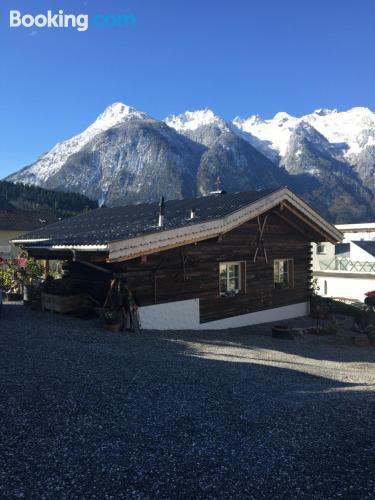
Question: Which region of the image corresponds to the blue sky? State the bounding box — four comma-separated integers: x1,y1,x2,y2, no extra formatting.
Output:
0,0,375,177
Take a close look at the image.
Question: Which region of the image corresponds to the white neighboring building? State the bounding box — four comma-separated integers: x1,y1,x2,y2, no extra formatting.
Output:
336,223,375,242
313,224,375,303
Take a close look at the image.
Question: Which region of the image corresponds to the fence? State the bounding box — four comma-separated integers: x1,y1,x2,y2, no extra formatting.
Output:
320,257,375,273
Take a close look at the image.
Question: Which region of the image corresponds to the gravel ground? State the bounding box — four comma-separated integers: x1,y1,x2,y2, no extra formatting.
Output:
1,303,375,499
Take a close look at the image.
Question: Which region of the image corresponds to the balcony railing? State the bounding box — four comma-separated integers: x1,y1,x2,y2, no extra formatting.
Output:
319,257,375,273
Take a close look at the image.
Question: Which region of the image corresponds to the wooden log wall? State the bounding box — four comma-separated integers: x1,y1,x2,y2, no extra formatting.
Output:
110,211,313,323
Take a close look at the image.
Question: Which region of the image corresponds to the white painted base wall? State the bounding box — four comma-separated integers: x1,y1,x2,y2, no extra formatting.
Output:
138,299,310,331
139,299,201,330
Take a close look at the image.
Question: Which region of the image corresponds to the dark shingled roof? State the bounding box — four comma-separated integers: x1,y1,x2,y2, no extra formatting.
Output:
0,210,59,231
353,240,375,258
15,188,279,247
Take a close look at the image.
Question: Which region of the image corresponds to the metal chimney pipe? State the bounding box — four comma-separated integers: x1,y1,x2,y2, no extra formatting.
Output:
158,196,165,227
190,208,196,219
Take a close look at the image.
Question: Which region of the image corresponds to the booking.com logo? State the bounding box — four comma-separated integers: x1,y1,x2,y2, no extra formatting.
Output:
9,10,136,32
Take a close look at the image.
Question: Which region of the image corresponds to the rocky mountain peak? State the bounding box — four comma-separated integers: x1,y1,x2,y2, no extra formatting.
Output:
90,102,149,131
166,109,227,132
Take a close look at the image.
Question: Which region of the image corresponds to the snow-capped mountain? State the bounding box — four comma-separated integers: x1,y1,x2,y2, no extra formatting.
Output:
233,112,300,160
12,103,149,186
166,109,234,147
166,109,286,194
166,109,226,133
168,107,375,222
6,103,375,222
234,107,375,195
11,105,204,206
234,107,375,158
305,107,375,156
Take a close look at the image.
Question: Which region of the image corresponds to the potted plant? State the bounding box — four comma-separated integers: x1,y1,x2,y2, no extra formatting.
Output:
22,258,43,306
103,310,122,332
0,263,22,301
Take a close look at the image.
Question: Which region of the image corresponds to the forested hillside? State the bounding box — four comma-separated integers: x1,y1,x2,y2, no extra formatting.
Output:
0,181,97,216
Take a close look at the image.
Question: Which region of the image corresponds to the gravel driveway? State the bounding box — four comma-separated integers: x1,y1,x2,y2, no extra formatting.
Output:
1,303,375,499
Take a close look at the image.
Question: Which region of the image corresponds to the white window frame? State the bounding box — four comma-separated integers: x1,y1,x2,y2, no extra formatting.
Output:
219,261,243,296
273,259,294,289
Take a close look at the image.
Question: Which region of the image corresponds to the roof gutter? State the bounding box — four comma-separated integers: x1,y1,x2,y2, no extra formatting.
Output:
13,243,108,252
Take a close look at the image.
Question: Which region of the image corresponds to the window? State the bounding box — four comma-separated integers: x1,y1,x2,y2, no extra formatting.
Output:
219,262,243,295
316,243,326,255
273,259,294,289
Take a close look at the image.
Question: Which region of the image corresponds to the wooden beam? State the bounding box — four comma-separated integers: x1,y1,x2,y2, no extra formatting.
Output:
108,232,222,263
273,210,312,239
281,202,336,243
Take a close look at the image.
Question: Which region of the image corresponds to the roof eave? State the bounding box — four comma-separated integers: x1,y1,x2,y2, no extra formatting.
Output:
12,239,108,253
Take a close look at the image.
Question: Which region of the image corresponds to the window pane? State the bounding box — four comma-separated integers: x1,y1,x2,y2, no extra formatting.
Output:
219,264,227,292
274,259,290,288
220,263,241,293
228,264,240,290
228,264,239,279
228,277,240,290
274,260,282,283
219,264,227,280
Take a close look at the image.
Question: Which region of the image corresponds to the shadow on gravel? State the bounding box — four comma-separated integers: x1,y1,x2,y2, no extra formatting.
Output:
1,303,375,499
154,325,375,365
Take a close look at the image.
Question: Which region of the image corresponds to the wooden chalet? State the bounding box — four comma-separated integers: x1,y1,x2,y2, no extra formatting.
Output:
13,187,343,330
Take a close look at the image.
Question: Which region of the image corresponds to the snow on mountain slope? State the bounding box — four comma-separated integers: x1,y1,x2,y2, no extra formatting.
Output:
233,112,300,159
9,103,149,185
234,107,375,161
166,109,228,132
9,105,205,207
165,109,234,148
304,107,375,156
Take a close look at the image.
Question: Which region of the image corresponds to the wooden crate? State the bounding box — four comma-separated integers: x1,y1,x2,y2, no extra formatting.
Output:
41,292,86,314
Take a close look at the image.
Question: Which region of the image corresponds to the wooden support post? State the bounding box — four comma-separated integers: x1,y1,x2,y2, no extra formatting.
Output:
44,260,50,280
